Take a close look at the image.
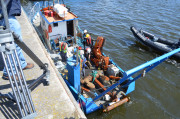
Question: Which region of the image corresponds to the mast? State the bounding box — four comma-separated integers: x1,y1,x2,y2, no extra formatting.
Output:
62,0,64,5
48,0,50,10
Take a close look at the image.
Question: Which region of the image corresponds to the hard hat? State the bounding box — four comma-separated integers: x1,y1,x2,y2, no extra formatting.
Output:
85,34,90,38
79,46,82,50
84,29,87,34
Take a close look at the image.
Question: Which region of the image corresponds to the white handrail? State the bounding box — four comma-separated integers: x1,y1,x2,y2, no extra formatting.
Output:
30,2,40,20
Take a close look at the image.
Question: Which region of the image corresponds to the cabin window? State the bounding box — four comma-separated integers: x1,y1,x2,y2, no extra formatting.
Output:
53,23,58,27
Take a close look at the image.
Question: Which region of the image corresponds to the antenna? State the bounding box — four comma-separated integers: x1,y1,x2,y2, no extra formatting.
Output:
62,0,64,5
48,0,50,10
42,1,44,14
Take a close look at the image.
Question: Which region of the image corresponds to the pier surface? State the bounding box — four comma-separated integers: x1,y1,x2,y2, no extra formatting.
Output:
0,8,86,119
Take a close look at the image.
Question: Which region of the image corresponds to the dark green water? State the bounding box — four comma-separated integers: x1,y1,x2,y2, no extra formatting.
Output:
22,0,180,118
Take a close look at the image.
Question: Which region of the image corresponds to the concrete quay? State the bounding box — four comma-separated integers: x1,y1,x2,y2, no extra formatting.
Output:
0,8,86,119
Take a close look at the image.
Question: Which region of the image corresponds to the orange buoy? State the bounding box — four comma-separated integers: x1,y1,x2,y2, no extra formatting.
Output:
48,24,52,33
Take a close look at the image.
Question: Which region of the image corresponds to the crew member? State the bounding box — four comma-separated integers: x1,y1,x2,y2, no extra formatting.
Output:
85,47,92,68
60,42,68,62
0,0,34,79
85,47,91,61
83,29,88,38
78,49,86,77
83,29,93,47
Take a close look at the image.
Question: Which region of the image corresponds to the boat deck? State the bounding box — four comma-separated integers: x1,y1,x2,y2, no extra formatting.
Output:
44,12,78,23
41,6,78,23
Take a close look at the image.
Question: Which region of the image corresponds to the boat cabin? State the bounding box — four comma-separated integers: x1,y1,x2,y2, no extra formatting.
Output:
39,4,78,50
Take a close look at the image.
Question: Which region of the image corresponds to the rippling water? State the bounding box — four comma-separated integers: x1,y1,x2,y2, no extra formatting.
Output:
22,0,180,118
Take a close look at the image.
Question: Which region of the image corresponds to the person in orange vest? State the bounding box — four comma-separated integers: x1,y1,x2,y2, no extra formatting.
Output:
83,30,93,47
60,42,68,62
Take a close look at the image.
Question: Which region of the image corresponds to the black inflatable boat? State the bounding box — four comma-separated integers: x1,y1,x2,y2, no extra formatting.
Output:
130,26,180,59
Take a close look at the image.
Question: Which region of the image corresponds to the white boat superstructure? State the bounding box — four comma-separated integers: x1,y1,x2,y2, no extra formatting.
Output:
39,4,78,50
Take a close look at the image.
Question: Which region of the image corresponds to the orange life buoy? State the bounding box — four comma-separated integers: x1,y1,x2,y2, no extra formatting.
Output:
45,30,49,39
48,24,52,33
